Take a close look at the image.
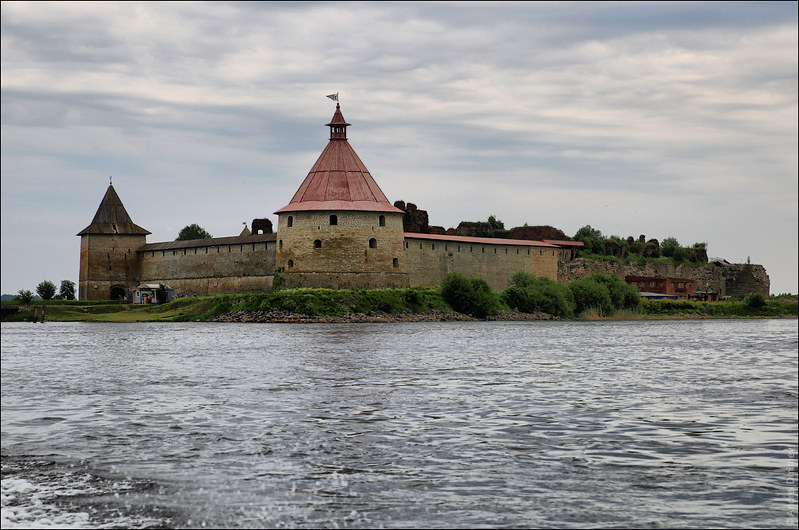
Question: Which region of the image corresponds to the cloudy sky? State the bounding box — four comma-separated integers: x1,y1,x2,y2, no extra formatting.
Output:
2,1,797,295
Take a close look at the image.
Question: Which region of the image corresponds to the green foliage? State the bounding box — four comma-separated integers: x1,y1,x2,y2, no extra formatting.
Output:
746,293,766,310
176,223,213,241
156,283,169,304
36,281,56,301
487,215,505,231
503,272,575,317
587,273,641,311
660,237,680,258
59,280,76,300
569,278,613,316
15,289,34,305
440,272,500,318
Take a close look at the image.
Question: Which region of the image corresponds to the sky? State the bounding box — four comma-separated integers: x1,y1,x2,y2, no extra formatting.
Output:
2,1,797,296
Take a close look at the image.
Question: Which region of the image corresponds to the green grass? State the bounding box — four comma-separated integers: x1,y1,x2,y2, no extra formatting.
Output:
5,288,794,323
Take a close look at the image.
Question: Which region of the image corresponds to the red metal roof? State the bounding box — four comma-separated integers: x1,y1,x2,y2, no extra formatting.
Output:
404,232,560,248
275,105,403,214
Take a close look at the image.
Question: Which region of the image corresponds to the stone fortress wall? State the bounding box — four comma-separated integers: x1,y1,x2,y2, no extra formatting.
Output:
137,234,277,297
403,235,560,291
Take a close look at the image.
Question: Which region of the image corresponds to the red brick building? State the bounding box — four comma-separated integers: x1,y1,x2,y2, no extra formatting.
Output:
625,275,697,300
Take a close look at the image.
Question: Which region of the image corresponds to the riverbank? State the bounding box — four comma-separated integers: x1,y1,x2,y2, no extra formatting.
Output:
3,288,796,323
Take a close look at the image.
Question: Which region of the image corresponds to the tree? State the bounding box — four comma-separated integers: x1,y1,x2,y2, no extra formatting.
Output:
487,215,505,231
176,223,212,241
661,237,679,258
15,289,34,305
59,280,76,300
36,281,56,301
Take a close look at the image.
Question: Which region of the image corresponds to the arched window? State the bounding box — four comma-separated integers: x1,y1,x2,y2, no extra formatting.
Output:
287,259,294,268
379,215,386,227
314,239,322,248
287,216,293,228
392,258,399,268
329,214,338,226
369,238,377,248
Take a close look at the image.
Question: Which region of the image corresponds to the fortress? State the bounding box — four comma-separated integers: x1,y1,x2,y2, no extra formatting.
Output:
78,104,581,301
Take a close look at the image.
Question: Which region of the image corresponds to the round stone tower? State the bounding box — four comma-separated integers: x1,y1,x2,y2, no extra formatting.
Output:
274,104,408,289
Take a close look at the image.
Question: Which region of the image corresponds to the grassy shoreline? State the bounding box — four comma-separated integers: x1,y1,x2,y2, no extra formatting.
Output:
3,288,796,323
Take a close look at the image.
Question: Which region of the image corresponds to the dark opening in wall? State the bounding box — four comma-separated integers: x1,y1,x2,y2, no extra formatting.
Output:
392,258,399,268
288,259,294,268
369,238,377,248
330,214,338,226
379,215,386,227
314,239,322,248
287,216,293,228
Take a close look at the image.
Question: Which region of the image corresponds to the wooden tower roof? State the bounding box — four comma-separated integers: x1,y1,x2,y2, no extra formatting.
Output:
77,184,150,236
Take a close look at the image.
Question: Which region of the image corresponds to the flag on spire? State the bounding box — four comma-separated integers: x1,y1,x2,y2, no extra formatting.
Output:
326,93,338,102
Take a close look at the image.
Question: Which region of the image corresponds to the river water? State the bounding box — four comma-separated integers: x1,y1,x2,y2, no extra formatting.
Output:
1,319,797,528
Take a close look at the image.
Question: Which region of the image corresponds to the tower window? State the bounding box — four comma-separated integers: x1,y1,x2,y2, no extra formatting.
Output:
314,239,322,248
379,215,386,227
279,240,283,249
330,214,338,226
393,258,399,268
287,216,293,228
369,238,377,249
288,260,294,268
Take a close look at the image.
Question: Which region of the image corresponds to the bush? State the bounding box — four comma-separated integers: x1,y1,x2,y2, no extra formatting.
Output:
569,278,613,316
440,272,499,318
587,274,641,311
746,293,766,310
503,273,575,317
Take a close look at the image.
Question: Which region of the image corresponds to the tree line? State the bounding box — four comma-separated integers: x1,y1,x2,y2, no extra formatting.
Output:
14,280,75,305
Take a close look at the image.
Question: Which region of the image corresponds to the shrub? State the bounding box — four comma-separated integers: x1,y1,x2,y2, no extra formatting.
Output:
440,272,499,318
587,274,641,311
746,293,766,310
503,274,575,317
569,278,613,316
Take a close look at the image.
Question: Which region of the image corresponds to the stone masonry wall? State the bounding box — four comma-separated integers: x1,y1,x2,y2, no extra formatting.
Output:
79,234,147,300
139,240,276,296
276,210,409,289
404,237,559,291
559,258,770,297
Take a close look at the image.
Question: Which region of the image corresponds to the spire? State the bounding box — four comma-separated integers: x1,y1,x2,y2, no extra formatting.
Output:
326,103,350,140
77,184,150,235
275,104,403,214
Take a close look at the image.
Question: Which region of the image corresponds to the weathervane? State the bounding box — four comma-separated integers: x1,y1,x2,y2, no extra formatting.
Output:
326,92,339,103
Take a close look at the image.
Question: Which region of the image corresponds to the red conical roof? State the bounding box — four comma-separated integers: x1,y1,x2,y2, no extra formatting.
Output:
275,104,403,214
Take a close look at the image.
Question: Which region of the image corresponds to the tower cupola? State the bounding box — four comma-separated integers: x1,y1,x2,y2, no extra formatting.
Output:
326,103,350,140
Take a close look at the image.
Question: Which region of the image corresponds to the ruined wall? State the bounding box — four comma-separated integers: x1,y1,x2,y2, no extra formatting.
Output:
79,234,147,300
559,259,770,297
404,237,560,291
139,238,276,296
276,210,409,289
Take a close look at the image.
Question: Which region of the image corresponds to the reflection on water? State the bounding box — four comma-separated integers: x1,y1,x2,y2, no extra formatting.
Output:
2,319,797,528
